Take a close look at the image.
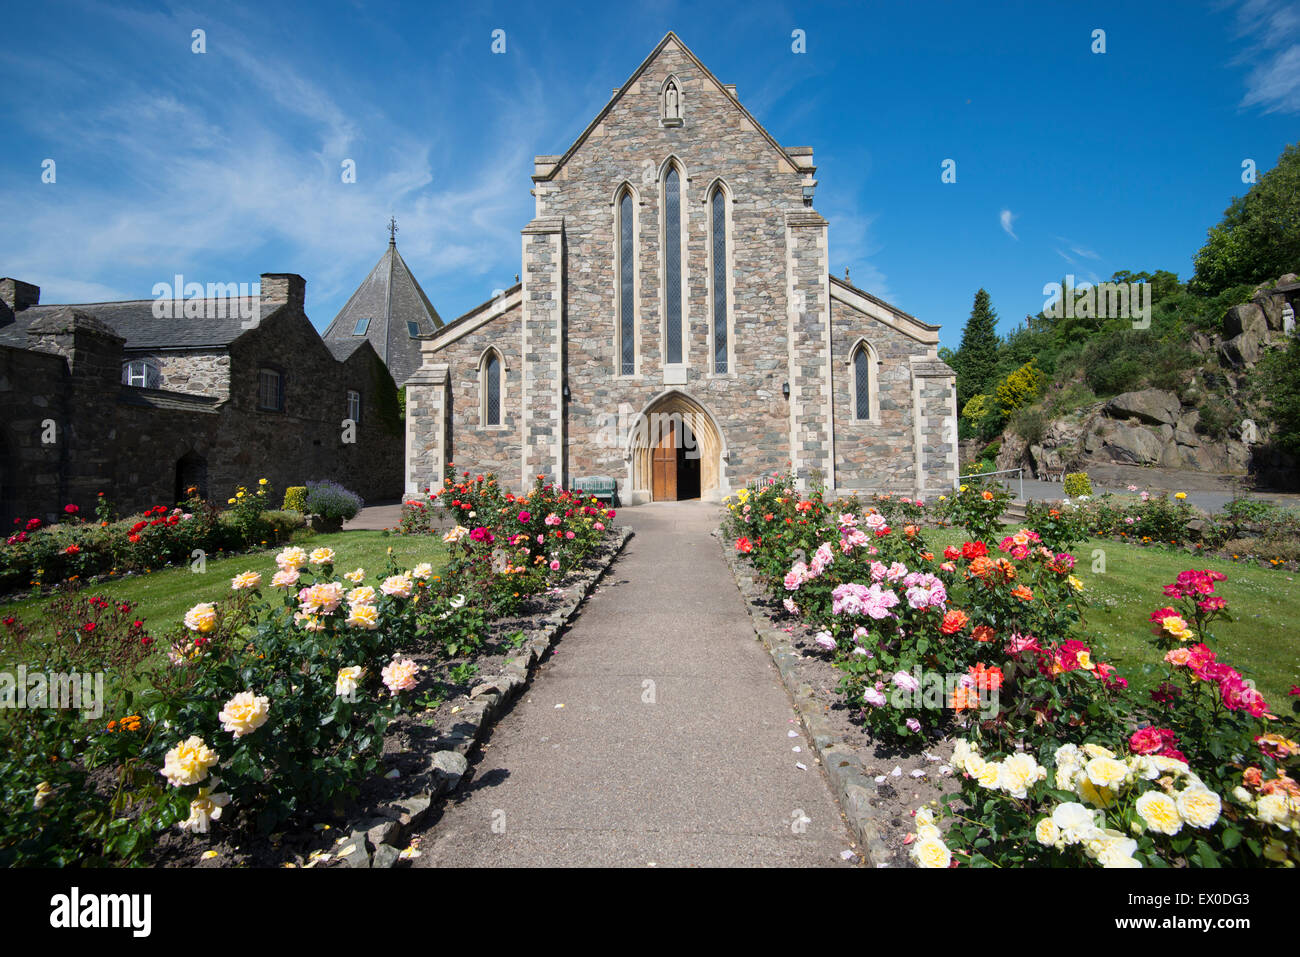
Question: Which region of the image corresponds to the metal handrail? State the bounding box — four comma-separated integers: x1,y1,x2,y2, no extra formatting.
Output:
958,467,1024,502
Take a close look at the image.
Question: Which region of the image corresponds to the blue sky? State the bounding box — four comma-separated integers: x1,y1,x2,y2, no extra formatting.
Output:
1,0,1297,350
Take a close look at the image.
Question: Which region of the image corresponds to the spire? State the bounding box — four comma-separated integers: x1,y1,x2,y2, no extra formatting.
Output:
388,216,398,246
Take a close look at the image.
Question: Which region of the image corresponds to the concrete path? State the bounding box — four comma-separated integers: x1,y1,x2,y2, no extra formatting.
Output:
413,501,853,867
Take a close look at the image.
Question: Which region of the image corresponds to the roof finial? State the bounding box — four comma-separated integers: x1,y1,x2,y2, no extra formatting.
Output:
845,267,850,282
388,216,398,245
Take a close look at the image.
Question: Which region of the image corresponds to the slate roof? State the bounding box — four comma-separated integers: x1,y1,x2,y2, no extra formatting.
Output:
0,298,259,350
322,240,443,386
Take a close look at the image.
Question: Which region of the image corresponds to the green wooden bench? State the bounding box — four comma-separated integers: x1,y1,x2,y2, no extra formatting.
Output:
573,475,618,507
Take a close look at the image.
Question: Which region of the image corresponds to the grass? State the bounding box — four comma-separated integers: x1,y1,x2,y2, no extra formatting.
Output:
926,528,1299,705
1,530,449,640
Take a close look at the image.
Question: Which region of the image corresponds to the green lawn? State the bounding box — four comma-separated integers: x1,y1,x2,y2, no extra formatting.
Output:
2,530,449,639
926,528,1299,705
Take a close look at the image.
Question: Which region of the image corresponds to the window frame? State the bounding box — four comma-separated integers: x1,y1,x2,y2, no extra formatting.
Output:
615,184,639,377
346,389,362,424
707,181,734,377
122,359,160,389
660,160,687,370
849,339,879,423
478,347,506,429
257,366,286,413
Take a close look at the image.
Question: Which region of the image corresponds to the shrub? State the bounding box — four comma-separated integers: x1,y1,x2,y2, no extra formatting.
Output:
1063,472,1093,498
281,487,308,513
995,358,1047,417
1010,406,1048,445
1196,396,1236,439
304,481,364,522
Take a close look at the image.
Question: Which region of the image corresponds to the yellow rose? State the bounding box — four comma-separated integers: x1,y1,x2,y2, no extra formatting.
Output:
976,760,1003,790
183,602,218,634
998,753,1046,799
218,691,271,738
1077,777,1119,809
1085,756,1128,791
344,568,366,583
309,547,336,566
910,837,951,868
227,498,236,505
1135,791,1182,835
1067,575,1084,592
1175,492,1186,500
259,478,268,485
1035,818,1059,846
345,604,380,630
160,736,219,787
335,665,364,697
1176,787,1222,829
916,823,942,842
1082,743,1116,760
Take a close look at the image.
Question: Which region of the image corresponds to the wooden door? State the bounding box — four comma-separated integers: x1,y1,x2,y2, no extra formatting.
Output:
651,428,677,501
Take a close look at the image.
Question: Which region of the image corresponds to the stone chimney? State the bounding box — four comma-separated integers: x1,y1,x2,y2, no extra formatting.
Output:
25,307,124,378
259,273,306,313
0,278,39,326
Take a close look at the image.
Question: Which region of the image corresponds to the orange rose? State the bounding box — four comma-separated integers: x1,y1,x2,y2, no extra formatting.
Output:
940,609,970,635
971,625,995,643
981,490,994,501
1011,585,1034,601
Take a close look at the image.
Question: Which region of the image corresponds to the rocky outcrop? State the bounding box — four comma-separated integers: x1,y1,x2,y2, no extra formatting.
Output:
993,272,1300,483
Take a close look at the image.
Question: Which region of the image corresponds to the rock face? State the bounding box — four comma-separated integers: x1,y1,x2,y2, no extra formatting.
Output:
1103,389,1181,427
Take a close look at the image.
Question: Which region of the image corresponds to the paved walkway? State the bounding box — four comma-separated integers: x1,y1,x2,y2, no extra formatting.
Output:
413,501,853,867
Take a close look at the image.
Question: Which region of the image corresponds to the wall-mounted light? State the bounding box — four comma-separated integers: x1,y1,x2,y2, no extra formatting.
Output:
562,383,571,401
781,381,790,399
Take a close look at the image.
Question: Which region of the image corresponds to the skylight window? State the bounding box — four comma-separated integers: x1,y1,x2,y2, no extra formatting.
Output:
352,317,370,335
407,321,420,338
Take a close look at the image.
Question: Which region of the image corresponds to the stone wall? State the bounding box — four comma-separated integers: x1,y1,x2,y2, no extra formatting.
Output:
829,296,924,492
439,305,524,484
129,349,231,399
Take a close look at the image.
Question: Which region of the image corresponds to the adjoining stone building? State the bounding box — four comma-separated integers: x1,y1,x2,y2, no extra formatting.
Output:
322,227,444,387
0,274,403,523
405,32,958,503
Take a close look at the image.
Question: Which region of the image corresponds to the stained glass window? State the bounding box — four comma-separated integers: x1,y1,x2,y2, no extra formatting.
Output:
664,167,682,364
711,187,727,373
619,190,635,375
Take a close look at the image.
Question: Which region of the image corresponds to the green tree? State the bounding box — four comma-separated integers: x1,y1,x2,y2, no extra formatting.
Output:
1257,332,1300,456
1191,143,1300,296
951,288,1001,408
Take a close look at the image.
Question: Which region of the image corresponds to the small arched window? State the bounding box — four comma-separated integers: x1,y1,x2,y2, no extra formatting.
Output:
709,184,728,374
122,359,161,389
852,342,877,421
663,165,683,364
481,349,502,427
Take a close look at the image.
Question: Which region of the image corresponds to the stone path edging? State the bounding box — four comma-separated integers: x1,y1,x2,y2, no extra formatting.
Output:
338,526,635,868
716,531,891,868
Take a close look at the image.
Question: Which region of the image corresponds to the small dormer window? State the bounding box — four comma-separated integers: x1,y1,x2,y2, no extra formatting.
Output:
122,360,161,389
407,320,420,338
352,318,370,335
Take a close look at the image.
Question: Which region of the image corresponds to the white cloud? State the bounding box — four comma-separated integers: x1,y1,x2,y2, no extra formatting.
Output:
1232,0,1300,113
1000,209,1018,240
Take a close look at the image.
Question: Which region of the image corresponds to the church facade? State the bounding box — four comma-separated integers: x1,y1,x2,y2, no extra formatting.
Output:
405,33,958,503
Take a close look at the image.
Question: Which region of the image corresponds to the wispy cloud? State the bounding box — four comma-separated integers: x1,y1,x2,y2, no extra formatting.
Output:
1232,0,1300,113
1000,209,1018,240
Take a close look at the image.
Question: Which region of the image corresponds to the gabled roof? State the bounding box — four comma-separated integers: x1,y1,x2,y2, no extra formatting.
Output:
0,298,258,350
829,274,940,346
322,239,443,386
535,32,805,183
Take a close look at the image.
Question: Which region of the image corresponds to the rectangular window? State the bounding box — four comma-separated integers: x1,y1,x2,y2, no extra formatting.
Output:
407,320,420,338
664,167,682,365
347,389,361,423
258,368,284,411
352,317,370,335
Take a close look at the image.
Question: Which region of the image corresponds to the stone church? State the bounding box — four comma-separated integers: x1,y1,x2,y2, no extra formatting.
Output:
405,33,958,504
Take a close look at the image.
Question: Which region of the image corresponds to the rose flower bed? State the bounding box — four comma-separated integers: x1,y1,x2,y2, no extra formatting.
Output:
1,473,620,866
0,480,301,596
723,475,1299,868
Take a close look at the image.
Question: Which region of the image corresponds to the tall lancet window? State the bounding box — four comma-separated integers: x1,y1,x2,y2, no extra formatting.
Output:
618,188,635,375
710,185,728,374
482,349,502,426
664,166,683,364
853,342,877,421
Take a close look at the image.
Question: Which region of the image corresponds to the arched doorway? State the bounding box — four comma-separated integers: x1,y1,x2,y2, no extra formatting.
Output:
175,450,208,504
628,391,725,502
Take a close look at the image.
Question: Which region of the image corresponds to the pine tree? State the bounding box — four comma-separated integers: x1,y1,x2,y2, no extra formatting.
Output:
953,288,1001,408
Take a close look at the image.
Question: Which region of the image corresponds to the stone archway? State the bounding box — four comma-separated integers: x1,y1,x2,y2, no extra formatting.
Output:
626,390,727,503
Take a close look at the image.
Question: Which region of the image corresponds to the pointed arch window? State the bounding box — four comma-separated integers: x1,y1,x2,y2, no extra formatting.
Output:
663,165,683,365
618,188,636,375
852,341,878,421
709,184,728,374
481,349,502,427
